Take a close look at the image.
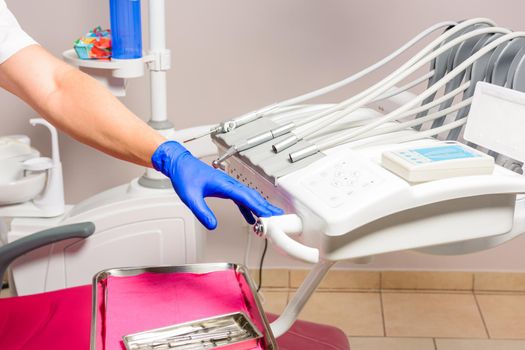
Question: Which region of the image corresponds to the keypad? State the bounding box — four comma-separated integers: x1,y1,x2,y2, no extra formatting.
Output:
304,159,383,208
396,151,432,164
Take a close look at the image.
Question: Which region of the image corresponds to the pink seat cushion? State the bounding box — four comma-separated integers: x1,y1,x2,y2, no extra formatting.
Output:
0,285,92,350
0,286,349,350
267,313,350,350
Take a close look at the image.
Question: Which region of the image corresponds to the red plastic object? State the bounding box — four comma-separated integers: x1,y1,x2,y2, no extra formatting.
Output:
0,285,92,350
267,314,350,350
0,286,349,350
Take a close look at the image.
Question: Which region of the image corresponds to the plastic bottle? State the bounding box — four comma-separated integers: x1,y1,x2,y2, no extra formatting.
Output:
109,0,143,59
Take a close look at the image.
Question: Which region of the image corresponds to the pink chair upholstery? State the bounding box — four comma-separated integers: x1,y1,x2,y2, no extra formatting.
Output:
0,285,349,350
0,285,92,349
267,313,350,350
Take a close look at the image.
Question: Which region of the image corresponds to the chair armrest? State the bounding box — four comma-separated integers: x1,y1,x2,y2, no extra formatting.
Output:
0,222,95,279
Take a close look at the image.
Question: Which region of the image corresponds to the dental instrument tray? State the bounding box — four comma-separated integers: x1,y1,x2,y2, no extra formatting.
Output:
122,312,262,350
91,264,277,350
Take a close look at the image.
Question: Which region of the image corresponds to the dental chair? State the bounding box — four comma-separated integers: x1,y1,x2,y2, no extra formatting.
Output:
0,223,350,350
8,17,525,349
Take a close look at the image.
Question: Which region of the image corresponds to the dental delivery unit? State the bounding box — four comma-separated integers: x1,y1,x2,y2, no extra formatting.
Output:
208,18,525,336
4,15,525,345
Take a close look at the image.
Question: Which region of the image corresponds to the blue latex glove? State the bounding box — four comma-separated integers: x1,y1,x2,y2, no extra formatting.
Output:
152,141,284,230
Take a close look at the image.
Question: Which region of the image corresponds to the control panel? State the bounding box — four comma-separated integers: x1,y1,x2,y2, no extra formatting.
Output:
382,142,495,182
303,159,384,208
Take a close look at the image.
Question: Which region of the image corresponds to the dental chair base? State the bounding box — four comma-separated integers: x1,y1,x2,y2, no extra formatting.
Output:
7,179,205,296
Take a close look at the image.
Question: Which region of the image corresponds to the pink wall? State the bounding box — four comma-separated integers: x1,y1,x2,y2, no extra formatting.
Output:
2,0,525,270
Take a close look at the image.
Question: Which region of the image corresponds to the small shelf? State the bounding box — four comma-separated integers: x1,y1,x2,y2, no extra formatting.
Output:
62,49,152,79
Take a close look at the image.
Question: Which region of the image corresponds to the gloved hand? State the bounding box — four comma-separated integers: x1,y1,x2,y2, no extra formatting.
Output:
152,141,284,230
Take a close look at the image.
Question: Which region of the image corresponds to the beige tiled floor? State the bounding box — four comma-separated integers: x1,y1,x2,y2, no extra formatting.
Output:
278,290,525,349
0,287,12,298
257,268,525,349
349,337,435,350
260,291,288,315
382,271,474,291
434,338,525,350
474,272,525,292
476,294,525,339
291,291,384,336
382,292,487,338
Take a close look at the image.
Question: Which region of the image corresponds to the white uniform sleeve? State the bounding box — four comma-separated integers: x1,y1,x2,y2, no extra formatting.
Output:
0,0,37,64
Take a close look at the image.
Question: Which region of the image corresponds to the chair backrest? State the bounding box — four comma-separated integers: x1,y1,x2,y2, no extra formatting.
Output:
0,222,95,279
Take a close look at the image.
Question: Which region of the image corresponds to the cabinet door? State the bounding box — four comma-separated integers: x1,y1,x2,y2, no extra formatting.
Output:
63,219,187,288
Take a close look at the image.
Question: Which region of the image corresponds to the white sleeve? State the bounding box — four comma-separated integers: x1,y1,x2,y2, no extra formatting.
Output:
0,0,37,64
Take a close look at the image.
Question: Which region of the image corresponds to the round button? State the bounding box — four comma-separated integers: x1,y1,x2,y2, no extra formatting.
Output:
331,179,344,187
334,170,345,178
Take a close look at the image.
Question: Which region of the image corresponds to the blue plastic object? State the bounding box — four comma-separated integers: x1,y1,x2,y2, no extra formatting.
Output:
151,141,284,230
411,145,480,162
109,0,142,59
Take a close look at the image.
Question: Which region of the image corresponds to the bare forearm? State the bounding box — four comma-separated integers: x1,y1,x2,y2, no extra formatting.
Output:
43,66,165,166
0,45,165,167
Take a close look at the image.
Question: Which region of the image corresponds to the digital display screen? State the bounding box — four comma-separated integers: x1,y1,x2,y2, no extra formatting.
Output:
412,145,479,162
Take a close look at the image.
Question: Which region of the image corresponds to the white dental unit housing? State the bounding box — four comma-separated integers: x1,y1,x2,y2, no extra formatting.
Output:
209,18,525,336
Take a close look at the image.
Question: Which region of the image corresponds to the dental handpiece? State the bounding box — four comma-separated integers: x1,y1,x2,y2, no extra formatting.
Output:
211,122,296,168
184,103,280,143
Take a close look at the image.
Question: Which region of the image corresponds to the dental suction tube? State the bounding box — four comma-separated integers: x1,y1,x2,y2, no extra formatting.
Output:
289,31,524,162
275,19,499,154
207,20,457,141
211,20,459,165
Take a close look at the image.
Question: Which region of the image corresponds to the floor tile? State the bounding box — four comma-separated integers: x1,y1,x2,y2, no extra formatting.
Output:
383,289,471,295
290,269,380,290
383,292,486,338
382,271,473,291
251,269,289,288
349,337,435,350
0,288,13,298
293,291,384,336
260,291,288,315
474,272,525,293
435,338,525,350
476,294,525,339
475,291,525,297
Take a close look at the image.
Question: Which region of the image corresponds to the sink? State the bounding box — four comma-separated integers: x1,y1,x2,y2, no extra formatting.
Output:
0,136,39,161
0,137,45,206
0,172,47,205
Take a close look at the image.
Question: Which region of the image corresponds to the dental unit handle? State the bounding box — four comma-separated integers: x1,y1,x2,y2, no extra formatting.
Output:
30,118,65,216
30,119,60,166
254,214,319,264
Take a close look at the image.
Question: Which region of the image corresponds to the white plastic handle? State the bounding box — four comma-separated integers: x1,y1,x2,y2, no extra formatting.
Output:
258,214,319,264
30,118,60,166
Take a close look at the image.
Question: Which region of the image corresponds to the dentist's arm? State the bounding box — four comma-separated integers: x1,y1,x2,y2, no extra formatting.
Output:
0,45,163,167
0,45,283,229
